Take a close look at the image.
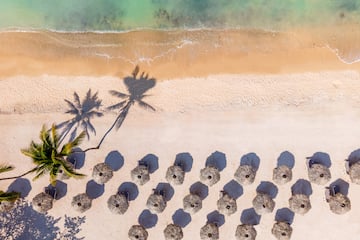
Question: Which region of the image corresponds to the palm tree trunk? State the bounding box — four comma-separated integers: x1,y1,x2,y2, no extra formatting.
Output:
0,167,37,181
83,101,132,152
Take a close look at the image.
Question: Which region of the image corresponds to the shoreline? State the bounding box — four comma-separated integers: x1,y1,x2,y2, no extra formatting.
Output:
1,27,360,79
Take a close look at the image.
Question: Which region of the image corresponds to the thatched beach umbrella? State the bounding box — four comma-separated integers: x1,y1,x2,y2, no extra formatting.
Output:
217,192,237,216
235,224,257,240
92,163,113,184
200,223,219,240
289,194,311,215
164,224,183,240
128,225,148,240
72,193,92,213
273,165,292,185
107,193,129,214
166,165,185,185
32,192,53,213
234,165,256,185
271,221,292,240
349,161,360,184
328,193,351,215
252,193,275,215
308,163,331,185
183,193,202,214
131,165,150,186
146,193,166,214
200,166,220,186
0,200,15,212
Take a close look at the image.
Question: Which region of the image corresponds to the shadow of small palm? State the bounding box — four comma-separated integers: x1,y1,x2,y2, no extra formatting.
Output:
82,66,156,152
57,89,103,141
107,66,156,130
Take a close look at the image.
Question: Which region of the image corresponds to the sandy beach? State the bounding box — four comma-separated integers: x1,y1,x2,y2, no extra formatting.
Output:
1,27,360,80
1,67,360,239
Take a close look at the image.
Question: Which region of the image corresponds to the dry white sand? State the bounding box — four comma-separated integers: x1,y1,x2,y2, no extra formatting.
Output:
1,71,360,239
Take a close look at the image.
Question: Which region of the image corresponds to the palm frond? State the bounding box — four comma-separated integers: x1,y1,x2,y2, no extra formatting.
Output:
73,92,81,108
51,124,59,148
86,110,103,118
60,131,85,156
107,100,127,111
0,191,20,202
137,100,156,111
64,99,79,113
109,90,129,99
86,120,96,135
0,164,14,174
58,158,85,179
40,125,52,148
132,65,140,78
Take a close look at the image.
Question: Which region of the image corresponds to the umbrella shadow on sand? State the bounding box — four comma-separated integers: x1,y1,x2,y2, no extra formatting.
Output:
174,152,193,172
139,154,159,174
172,209,192,228
277,151,295,169
190,182,209,200
206,151,227,171
291,179,313,196
67,148,86,169
85,180,104,199
223,180,243,199
118,182,139,201
240,208,261,225
275,208,295,224
154,183,174,202
105,151,124,171
7,178,32,198
138,210,158,228
256,181,278,199
240,153,260,171
207,211,225,227
329,178,350,196
307,152,332,168
346,149,360,165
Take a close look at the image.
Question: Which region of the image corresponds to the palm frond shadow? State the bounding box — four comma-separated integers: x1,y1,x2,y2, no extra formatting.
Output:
84,66,156,152
57,89,104,143
108,65,156,130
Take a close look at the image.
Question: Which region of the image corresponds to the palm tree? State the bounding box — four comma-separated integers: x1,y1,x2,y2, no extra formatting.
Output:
57,89,103,143
0,125,86,186
84,66,156,152
0,164,20,202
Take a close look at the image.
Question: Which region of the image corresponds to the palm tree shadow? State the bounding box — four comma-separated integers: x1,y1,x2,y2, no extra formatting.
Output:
107,65,156,130
57,89,104,142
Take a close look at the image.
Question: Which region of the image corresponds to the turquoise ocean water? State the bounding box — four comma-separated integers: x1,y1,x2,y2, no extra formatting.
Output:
1,0,360,64
1,0,359,31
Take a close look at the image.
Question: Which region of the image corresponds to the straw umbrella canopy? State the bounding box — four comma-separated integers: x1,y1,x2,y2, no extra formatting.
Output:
166,165,185,185
164,224,183,240
131,165,150,186
308,163,331,185
235,224,257,240
57,162,75,180
217,192,237,216
252,193,275,215
271,221,292,240
146,193,166,214
200,166,220,186
92,163,113,184
107,193,129,214
200,223,219,240
0,200,15,212
32,192,53,213
349,161,360,184
71,193,92,213
273,165,292,185
234,165,256,185
183,193,202,214
128,225,148,240
328,193,351,215
289,194,311,215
